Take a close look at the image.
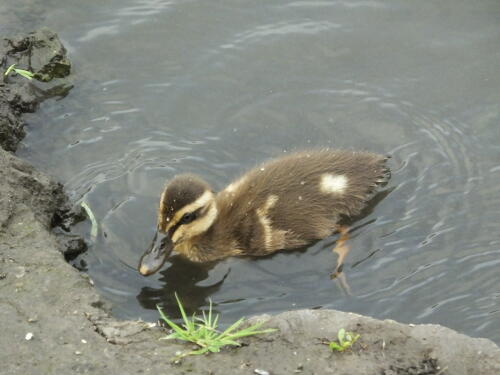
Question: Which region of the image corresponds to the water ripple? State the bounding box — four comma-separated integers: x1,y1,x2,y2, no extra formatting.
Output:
221,20,342,49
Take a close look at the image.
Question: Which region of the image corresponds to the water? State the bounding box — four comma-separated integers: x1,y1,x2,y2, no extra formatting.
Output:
4,0,499,342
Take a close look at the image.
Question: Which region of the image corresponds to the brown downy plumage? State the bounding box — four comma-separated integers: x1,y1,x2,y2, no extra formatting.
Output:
139,149,390,276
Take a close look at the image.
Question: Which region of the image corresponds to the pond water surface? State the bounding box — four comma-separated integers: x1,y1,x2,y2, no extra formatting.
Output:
3,0,499,343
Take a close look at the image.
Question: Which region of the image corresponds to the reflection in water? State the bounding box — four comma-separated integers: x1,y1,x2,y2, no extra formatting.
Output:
137,255,228,318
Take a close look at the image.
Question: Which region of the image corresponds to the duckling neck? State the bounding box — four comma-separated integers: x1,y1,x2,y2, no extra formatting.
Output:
184,198,244,262
197,201,219,235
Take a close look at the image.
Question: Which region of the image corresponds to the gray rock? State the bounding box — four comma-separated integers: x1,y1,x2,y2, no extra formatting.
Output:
1,27,71,151
1,27,71,82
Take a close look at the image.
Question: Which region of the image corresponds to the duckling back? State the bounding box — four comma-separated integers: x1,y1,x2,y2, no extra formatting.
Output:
214,149,390,257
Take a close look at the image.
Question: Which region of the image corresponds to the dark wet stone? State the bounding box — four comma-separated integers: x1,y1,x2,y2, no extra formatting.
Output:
1,27,71,82
58,235,88,261
0,27,71,152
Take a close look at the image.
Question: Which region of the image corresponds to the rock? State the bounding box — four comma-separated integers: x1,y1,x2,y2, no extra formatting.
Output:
0,84,26,152
85,313,155,345
56,235,87,260
0,148,71,230
246,309,499,375
0,27,72,151
1,28,71,82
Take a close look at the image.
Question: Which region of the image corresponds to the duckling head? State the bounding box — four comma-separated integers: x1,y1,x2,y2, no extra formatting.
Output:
138,174,217,276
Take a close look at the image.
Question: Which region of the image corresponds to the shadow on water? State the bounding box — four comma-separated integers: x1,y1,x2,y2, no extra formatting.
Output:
137,256,226,318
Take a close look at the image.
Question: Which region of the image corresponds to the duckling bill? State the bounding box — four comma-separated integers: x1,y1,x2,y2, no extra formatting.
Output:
138,149,390,276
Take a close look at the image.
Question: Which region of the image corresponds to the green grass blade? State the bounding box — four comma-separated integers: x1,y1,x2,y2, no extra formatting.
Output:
161,317,186,338
5,64,16,76
218,317,245,337
329,342,344,351
174,293,187,320
218,341,239,349
207,298,213,326
199,325,212,342
338,328,346,344
188,347,209,356
186,313,197,332
157,305,188,338
174,293,195,332
226,326,276,339
207,345,222,353
218,319,276,341
212,313,220,329
156,304,171,324
80,201,98,241
15,68,34,80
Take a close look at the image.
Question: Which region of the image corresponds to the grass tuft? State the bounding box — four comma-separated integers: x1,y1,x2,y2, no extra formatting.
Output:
157,293,276,359
328,328,360,352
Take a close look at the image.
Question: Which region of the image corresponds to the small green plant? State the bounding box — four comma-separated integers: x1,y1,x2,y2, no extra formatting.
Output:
158,293,276,359
4,64,35,80
328,328,360,352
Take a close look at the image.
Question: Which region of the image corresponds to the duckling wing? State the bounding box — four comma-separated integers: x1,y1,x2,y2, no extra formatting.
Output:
218,150,390,255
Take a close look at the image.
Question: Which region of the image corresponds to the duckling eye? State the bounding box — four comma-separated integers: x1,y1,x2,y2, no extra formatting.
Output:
180,212,196,225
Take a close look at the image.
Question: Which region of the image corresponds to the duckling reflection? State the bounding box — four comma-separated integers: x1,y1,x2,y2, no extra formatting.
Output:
136,255,229,319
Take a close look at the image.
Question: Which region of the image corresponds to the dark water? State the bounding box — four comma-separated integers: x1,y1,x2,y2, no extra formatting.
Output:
4,1,499,342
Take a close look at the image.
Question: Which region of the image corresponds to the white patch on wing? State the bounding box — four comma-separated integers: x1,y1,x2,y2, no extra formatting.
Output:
320,174,348,194
256,195,282,250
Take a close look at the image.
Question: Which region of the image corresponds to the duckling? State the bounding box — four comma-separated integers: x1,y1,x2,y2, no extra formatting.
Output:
138,149,390,276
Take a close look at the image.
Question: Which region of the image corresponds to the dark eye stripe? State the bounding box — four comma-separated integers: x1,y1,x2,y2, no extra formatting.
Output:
180,212,195,224
168,207,204,238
